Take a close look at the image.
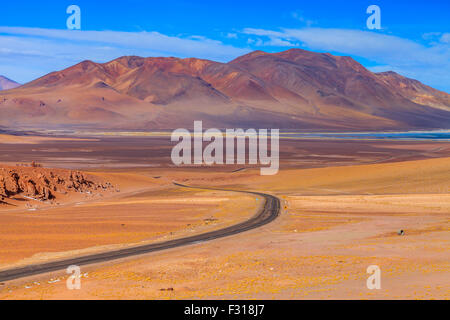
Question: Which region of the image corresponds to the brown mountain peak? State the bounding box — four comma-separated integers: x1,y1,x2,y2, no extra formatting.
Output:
109,56,147,69
275,48,317,58
72,60,100,72
228,50,270,64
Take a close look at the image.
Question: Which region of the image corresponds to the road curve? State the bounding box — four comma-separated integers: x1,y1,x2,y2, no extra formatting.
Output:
0,183,280,282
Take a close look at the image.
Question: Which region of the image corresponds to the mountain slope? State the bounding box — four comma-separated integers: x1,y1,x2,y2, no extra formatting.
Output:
0,76,20,90
376,71,450,112
0,49,449,130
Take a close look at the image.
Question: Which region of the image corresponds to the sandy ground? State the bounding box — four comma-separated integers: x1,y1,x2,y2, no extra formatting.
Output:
0,172,259,269
0,134,448,299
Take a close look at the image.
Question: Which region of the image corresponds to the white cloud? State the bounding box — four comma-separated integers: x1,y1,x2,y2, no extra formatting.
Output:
265,38,297,47
422,32,442,41
243,28,285,38
242,28,297,47
0,27,249,83
291,12,316,27
246,38,263,46
441,33,450,44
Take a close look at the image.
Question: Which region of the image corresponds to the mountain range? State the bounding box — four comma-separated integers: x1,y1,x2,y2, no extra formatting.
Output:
1,49,449,131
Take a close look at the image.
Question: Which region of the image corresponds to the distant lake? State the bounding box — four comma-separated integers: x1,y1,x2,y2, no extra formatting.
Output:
17,129,450,142
283,131,450,141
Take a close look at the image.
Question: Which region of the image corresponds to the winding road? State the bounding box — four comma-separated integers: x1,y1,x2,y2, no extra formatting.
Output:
0,183,280,282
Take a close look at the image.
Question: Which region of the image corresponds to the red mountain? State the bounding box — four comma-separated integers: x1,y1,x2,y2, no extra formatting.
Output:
1,49,449,130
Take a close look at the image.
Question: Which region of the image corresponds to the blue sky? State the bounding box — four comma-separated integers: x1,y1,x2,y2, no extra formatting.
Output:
0,0,449,92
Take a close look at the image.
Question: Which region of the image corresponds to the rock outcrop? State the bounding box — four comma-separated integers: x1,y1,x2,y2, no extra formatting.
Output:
0,165,112,201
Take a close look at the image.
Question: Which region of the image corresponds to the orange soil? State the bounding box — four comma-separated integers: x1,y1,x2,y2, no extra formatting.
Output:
0,157,448,299
0,171,260,270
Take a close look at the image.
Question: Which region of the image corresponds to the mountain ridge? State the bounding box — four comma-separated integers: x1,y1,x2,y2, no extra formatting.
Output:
1,49,449,130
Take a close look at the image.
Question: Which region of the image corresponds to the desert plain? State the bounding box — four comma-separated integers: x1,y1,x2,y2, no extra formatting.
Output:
0,132,448,300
